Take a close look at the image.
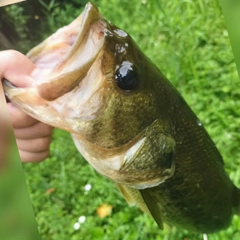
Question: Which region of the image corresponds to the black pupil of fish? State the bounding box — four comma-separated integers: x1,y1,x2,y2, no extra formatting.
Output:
115,65,138,91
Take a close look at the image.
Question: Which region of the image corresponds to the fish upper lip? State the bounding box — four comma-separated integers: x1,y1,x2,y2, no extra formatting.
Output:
62,2,104,64
26,2,104,68
19,2,106,101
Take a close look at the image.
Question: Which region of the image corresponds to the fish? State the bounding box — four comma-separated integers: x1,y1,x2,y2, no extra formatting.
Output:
3,2,240,233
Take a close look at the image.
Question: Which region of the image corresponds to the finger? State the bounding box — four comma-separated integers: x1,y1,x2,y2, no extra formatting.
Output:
13,121,53,139
7,102,38,128
0,50,36,87
16,136,52,153
19,149,50,163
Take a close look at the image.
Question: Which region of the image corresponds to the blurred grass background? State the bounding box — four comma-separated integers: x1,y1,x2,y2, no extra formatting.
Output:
0,86,41,240
219,0,240,75
1,0,240,239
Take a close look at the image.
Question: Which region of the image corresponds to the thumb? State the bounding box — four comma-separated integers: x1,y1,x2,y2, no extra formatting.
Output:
0,50,37,87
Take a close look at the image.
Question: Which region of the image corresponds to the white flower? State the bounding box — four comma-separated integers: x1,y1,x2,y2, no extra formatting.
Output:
78,216,86,223
73,222,80,230
84,183,92,191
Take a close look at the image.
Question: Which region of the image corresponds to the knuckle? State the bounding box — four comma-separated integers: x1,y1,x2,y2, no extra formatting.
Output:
41,150,50,160
37,122,54,137
16,136,52,153
9,107,37,128
38,136,52,150
20,149,50,163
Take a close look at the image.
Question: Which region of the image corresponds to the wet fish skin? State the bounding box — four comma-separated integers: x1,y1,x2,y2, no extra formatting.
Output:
3,2,240,233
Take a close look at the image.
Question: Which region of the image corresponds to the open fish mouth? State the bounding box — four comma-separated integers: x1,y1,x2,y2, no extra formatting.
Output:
3,2,175,190
3,2,107,131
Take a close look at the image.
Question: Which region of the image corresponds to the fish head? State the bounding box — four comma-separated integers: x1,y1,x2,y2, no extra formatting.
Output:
3,2,175,188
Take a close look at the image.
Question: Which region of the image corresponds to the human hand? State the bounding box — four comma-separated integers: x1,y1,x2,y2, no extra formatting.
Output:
0,50,53,162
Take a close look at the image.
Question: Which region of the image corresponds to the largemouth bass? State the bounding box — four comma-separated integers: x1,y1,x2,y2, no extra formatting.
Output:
3,2,240,233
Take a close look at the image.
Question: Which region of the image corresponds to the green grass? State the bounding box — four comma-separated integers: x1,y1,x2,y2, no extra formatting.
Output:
22,0,240,239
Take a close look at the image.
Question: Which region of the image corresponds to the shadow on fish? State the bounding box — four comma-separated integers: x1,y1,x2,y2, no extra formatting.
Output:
3,2,240,233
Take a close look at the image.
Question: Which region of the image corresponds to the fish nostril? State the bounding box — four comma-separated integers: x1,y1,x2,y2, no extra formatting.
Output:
98,31,104,40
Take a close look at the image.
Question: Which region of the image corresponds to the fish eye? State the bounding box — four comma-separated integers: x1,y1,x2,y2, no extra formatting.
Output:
115,62,138,91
